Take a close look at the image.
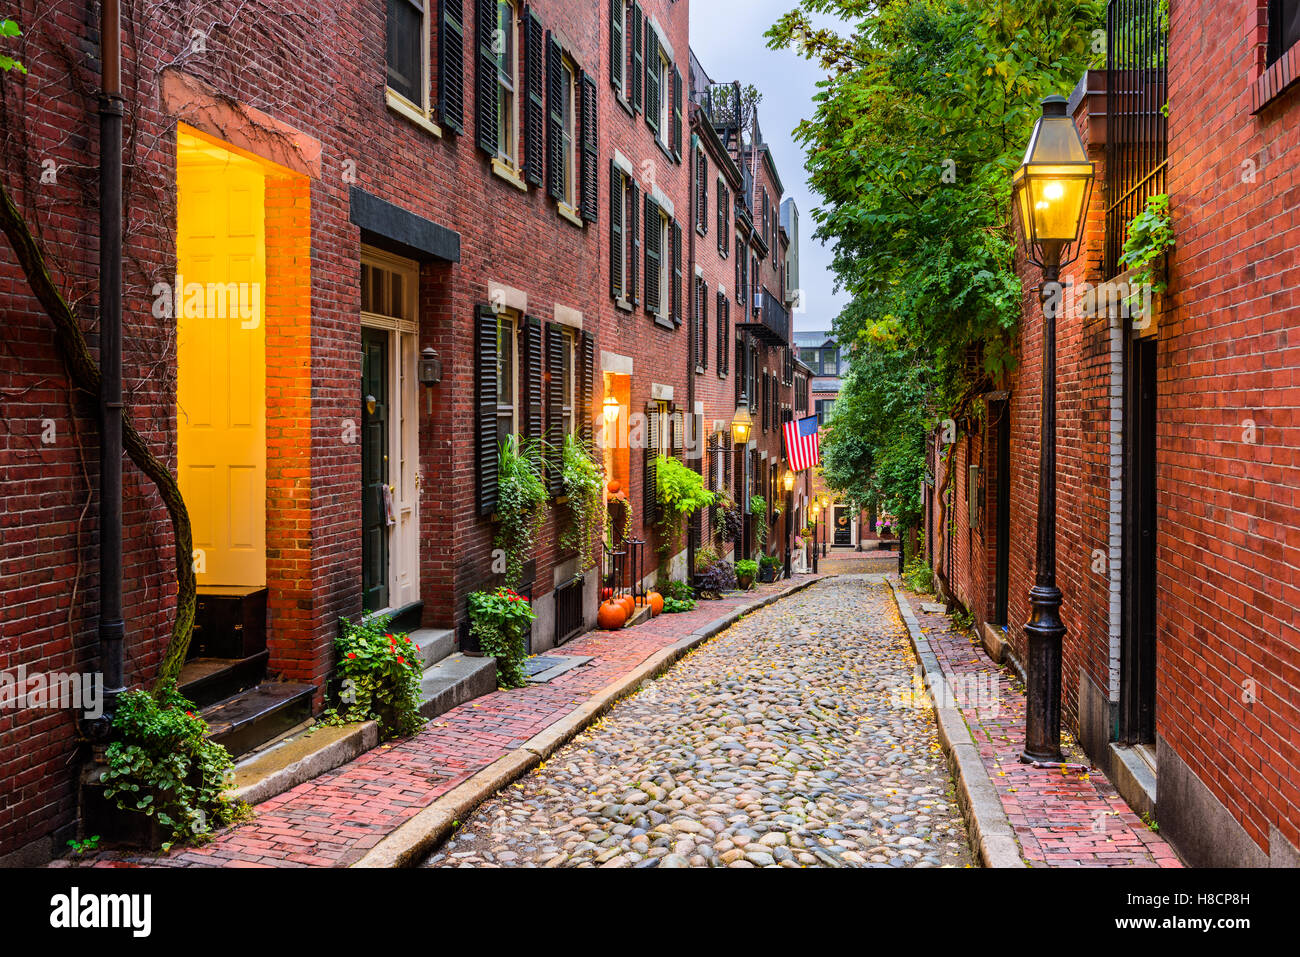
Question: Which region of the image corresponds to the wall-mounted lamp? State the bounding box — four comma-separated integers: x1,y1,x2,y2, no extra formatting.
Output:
782,470,795,493
419,347,443,386
603,394,621,424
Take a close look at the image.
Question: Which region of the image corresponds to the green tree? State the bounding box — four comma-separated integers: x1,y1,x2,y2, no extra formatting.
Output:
770,0,1102,564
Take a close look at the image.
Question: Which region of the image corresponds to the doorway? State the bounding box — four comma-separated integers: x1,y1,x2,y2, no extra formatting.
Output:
1121,337,1158,744
361,328,390,613
176,128,268,589
833,506,852,546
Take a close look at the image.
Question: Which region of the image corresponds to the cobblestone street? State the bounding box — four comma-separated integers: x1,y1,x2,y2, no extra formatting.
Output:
425,573,972,868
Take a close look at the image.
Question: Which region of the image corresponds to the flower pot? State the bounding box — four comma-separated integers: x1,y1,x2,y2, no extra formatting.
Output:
598,600,627,630
759,566,775,583
736,573,754,590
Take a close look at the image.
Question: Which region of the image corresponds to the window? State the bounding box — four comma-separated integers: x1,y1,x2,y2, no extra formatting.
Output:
694,277,708,370
751,253,760,309
495,1,520,165
610,163,639,306
1270,0,1300,65
496,311,518,447
559,56,578,208
737,244,747,306
816,397,835,426
561,327,575,436
387,0,428,108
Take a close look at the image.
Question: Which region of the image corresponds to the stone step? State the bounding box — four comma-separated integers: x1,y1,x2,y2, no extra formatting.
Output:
410,627,456,670
178,651,269,709
418,653,498,719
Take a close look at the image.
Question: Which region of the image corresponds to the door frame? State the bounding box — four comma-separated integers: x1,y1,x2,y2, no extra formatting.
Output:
360,246,421,614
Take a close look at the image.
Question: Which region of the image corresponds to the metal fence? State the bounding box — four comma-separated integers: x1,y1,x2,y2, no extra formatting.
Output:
1105,0,1169,278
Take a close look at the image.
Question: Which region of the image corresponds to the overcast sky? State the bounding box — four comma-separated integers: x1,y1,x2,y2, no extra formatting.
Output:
690,0,847,334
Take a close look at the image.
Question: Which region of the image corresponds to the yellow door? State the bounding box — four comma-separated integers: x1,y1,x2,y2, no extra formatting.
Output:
176,129,267,588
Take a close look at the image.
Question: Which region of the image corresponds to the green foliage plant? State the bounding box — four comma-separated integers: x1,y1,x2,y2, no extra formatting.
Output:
468,586,537,689
496,434,549,587
735,558,758,587
902,556,935,594
100,683,246,847
324,615,425,737
749,495,769,549
655,453,716,554
1,18,25,74
1119,193,1174,296
561,434,604,569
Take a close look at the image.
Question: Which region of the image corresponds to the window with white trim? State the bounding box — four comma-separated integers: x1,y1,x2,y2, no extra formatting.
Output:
495,0,520,165
386,0,429,110
496,310,518,447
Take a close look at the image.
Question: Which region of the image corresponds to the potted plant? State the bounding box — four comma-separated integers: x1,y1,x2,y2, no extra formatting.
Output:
735,558,758,590
759,554,781,583
325,615,425,738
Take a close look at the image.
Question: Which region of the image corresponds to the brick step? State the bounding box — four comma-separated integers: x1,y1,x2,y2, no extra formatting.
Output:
418,653,497,719
201,682,315,759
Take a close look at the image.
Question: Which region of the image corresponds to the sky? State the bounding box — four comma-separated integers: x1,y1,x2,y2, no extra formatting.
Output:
689,0,848,334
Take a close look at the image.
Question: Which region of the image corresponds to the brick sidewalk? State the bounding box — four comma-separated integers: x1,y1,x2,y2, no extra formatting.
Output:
891,581,1181,868
58,575,820,868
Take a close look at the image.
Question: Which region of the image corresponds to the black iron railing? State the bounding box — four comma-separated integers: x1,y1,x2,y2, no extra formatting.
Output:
739,286,789,345
1105,0,1168,278
554,575,584,645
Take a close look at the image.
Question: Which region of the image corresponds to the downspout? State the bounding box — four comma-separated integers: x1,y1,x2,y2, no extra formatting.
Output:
96,0,127,725
686,124,697,582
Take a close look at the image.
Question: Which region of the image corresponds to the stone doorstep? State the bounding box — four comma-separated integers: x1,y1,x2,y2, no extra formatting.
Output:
980,621,1008,664
418,653,499,719
230,720,382,807
1108,743,1157,821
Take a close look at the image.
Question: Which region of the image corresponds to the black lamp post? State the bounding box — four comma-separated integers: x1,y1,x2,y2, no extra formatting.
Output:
1012,95,1095,765
730,399,754,558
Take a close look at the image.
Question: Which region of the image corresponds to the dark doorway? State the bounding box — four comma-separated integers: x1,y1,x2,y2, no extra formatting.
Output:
993,400,1011,625
1121,337,1158,744
833,506,852,546
361,327,390,613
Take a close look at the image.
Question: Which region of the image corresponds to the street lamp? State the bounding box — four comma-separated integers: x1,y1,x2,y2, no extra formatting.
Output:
782,470,795,577
1012,94,1094,765
730,397,753,445
811,500,821,574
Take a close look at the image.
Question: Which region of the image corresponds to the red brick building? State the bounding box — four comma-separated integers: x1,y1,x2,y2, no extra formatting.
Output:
926,0,1300,867
0,1,810,862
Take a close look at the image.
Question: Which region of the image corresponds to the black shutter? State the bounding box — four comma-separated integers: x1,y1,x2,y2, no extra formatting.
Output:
644,22,659,133
580,71,599,222
671,65,683,160
644,403,659,525
475,0,498,155
671,218,682,325
735,336,743,405
523,316,544,441
580,331,595,448
695,150,707,235
629,178,640,306
546,33,565,202
609,0,623,91
700,281,708,370
438,0,466,134
546,323,565,495
631,3,643,113
717,292,727,374
610,163,623,300
644,194,660,315
671,409,684,460
523,9,545,186
724,434,733,491
718,183,727,252
476,304,499,516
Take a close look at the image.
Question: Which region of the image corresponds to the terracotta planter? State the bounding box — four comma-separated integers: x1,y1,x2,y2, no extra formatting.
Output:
736,573,754,590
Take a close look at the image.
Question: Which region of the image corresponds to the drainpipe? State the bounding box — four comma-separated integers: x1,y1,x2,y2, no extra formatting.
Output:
96,0,126,727
686,125,697,582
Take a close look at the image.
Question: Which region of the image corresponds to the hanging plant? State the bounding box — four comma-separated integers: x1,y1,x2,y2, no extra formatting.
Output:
561,433,604,570
495,434,549,587
655,454,716,555
1120,193,1175,297
713,496,744,544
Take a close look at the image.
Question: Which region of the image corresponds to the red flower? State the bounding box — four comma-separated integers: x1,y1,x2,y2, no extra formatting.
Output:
347,652,357,659
396,655,405,665
185,711,194,717
403,636,411,644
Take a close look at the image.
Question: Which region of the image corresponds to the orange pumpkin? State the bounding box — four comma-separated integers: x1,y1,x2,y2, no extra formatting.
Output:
607,479,621,494
646,591,664,616
617,594,636,618
600,586,613,601
598,600,627,630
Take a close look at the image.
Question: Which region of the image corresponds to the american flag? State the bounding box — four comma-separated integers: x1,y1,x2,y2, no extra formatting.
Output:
784,414,821,472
